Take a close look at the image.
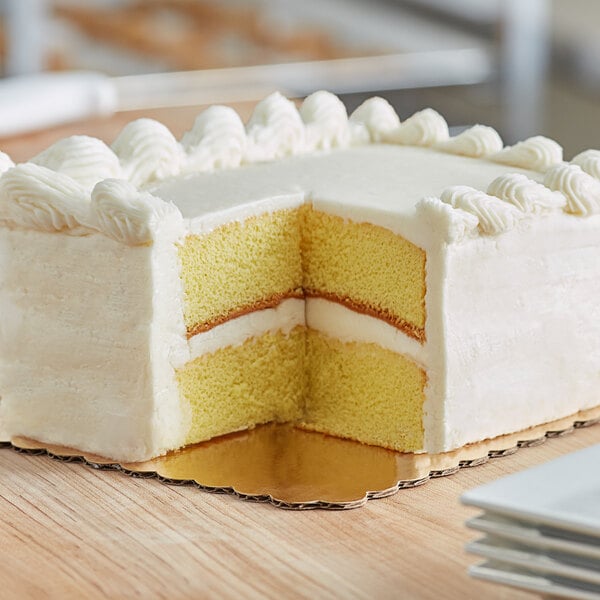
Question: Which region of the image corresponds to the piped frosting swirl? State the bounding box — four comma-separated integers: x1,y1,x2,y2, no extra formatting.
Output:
91,179,184,245
0,151,14,174
112,118,184,187
436,125,503,158
571,149,600,180
181,105,246,172
544,163,600,216
385,108,449,146
487,173,566,214
349,97,400,143
31,135,122,191
0,163,90,232
245,92,305,162
301,91,350,150
440,185,523,235
490,136,563,171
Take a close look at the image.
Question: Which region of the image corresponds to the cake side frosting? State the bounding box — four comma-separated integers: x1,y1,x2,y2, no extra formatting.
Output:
0,227,188,460
428,212,600,452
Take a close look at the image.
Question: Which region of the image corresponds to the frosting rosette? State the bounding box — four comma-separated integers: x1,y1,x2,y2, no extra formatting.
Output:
113,119,184,186
0,163,90,232
544,163,600,216
491,136,563,171
31,136,122,191
440,185,523,235
245,92,305,162
436,125,503,158
91,179,183,245
182,105,247,171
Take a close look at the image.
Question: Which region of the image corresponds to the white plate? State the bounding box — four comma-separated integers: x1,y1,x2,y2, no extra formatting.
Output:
470,560,600,600
462,444,600,537
467,513,600,561
467,536,600,586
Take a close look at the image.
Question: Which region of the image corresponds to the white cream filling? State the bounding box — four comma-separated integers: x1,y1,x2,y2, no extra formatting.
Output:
305,298,427,368
186,296,427,369
187,298,305,361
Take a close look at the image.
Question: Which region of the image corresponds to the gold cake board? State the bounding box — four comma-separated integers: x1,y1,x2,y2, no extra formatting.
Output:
3,407,600,510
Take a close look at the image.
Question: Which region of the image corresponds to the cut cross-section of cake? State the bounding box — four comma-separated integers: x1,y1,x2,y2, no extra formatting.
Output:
0,91,598,462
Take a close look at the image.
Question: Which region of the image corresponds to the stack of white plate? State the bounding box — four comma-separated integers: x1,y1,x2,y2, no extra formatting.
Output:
461,444,600,599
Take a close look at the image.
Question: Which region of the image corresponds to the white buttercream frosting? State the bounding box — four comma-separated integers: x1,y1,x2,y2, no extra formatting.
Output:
441,185,523,235
244,91,305,162
490,136,563,171
31,135,122,191
544,163,600,216
436,125,503,158
112,118,184,187
487,173,566,214
0,163,90,232
435,214,600,452
415,196,479,243
181,105,247,172
571,149,600,180
91,179,184,245
385,108,449,146
300,90,350,150
349,97,400,143
0,151,14,174
0,226,188,461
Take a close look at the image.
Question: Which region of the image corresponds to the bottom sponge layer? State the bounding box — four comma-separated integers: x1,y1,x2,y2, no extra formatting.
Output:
178,327,425,452
178,327,306,445
302,329,426,452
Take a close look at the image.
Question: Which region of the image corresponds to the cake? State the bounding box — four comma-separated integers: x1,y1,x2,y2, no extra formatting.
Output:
0,91,599,462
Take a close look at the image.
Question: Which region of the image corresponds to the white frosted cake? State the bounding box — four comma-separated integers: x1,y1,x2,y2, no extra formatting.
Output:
0,91,599,462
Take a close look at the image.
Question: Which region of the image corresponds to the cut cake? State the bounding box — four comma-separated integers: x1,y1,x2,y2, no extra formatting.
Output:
0,91,599,462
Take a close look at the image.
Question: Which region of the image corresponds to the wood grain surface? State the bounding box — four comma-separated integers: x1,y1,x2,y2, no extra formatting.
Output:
1,107,599,599
1,427,598,599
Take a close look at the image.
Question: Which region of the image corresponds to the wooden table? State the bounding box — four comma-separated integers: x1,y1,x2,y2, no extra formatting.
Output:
1,106,599,600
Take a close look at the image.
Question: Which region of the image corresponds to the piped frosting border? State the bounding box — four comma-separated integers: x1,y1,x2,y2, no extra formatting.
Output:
0,90,598,246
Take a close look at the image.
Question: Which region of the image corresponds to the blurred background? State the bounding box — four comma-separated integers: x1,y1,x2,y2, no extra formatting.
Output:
0,0,599,157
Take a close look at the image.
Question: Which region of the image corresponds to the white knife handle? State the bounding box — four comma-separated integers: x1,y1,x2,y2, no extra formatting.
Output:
0,71,117,138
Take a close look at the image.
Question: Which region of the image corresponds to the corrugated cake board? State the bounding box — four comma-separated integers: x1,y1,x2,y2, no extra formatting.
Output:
2,406,599,510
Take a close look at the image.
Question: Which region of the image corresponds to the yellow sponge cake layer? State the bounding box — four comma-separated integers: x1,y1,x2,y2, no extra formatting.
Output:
302,330,425,451
179,209,303,336
301,208,426,341
178,327,306,445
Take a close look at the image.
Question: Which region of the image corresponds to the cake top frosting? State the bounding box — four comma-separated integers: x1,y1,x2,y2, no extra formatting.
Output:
151,144,539,242
0,90,598,246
